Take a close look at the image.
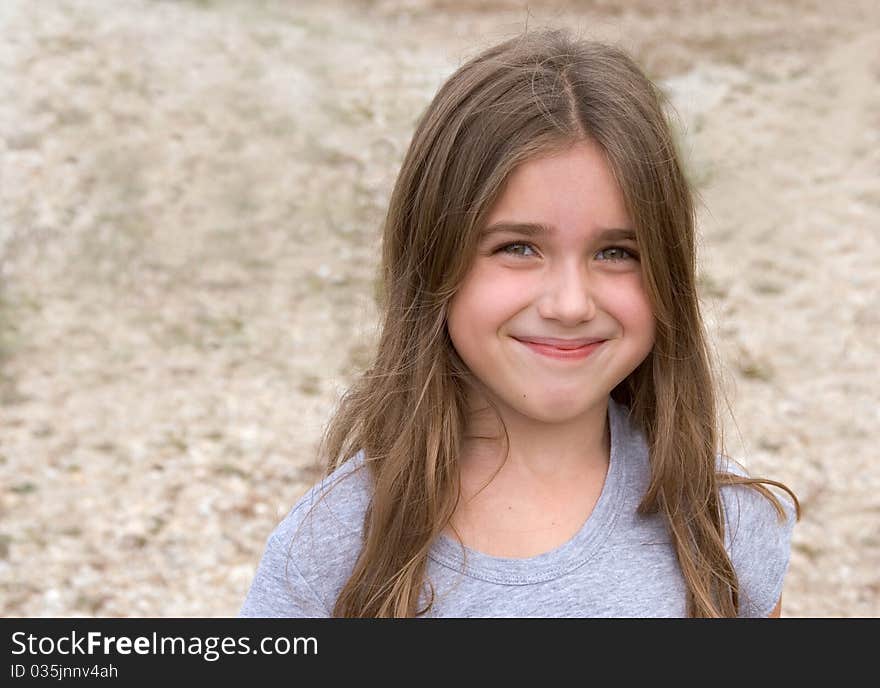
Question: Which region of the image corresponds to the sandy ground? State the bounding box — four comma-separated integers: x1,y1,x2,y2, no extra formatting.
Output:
0,0,878,617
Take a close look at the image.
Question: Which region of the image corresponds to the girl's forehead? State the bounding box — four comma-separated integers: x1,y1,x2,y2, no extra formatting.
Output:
486,141,631,232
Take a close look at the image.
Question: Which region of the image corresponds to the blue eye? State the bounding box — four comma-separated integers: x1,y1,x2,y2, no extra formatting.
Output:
597,246,638,262
496,242,538,257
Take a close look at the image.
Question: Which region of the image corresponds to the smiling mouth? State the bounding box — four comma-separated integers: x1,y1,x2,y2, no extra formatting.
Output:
513,337,606,361
513,336,607,349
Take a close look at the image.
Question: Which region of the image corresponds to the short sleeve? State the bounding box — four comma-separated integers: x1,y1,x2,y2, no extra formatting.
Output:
719,474,797,618
238,530,331,618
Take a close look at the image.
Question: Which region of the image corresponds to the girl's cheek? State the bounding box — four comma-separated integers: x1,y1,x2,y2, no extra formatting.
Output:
483,272,535,305
469,262,525,290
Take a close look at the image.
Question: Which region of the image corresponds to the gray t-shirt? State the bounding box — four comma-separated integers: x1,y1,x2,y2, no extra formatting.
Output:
238,396,796,618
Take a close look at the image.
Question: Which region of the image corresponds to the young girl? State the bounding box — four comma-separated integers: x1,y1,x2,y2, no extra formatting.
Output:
239,28,799,618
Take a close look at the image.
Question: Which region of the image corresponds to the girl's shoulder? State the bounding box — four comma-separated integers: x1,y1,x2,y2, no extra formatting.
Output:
273,449,374,552
715,453,798,532
714,454,798,617
239,451,373,617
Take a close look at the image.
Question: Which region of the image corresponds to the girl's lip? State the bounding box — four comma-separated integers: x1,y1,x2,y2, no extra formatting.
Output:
514,336,606,348
514,338,605,361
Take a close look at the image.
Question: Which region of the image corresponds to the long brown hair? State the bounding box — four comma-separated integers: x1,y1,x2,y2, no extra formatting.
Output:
312,27,799,617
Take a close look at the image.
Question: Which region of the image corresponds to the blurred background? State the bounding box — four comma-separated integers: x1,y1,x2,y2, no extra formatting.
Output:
1,0,877,617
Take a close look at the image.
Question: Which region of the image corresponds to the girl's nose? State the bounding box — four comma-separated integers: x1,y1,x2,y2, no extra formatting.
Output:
535,264,598,325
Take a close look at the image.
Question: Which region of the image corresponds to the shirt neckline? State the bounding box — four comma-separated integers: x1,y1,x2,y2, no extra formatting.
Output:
427,396,628,585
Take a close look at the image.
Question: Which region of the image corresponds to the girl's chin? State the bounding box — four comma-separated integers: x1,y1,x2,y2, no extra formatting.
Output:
513,399,599,423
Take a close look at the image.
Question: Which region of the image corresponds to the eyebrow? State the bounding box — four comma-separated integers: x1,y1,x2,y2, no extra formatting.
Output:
480,221,637,242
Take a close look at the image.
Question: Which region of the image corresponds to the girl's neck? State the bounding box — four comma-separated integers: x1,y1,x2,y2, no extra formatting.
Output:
457,394,611,488
447,396,612,557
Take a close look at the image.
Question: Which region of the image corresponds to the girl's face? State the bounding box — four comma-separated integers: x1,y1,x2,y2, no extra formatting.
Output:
447,139,656,425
